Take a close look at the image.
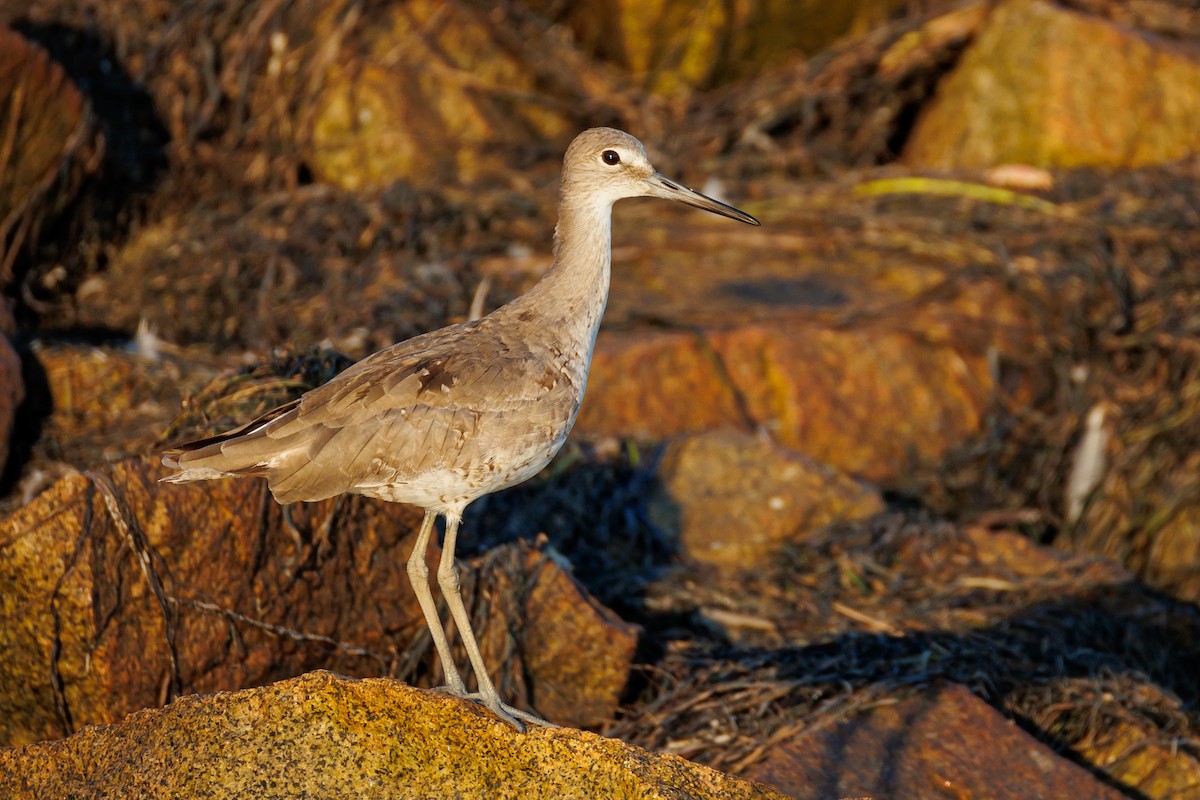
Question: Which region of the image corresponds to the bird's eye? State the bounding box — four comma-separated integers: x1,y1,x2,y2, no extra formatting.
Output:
601,150,621,166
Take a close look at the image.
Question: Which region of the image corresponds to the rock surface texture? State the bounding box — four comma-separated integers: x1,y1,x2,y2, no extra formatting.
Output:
0,456,635,744
745,681,1130,800
906,0,1200,168
0,671,788,800
647,429,883,566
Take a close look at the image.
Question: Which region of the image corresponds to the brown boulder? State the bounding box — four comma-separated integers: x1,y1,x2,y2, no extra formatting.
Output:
307,1,573,191
0,670,787,800
647,429,883,567
473,541,639,729
745,681,1129,800
26,343,195,463
0,27,101,283
0,455,635,745
905,0,1200,169
530,0,912,94
1076,715,1200,800
583,322,995,485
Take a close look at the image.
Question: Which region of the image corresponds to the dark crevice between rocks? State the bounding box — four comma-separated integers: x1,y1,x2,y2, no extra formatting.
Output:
0,339,51,505
8,20,169,328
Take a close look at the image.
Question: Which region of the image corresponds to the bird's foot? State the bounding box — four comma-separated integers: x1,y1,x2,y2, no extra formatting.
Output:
455,692,558,732
427,685,557,732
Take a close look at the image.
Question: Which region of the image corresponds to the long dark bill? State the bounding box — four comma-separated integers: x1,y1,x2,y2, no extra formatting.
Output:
646,172,760,226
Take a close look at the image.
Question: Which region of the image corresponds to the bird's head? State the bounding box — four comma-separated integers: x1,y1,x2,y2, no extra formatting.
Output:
560,127,759,226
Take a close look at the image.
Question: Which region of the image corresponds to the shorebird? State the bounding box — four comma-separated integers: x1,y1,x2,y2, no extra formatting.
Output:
161,127,760,729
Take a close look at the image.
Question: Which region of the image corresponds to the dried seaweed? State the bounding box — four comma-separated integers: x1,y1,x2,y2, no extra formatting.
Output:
601,513,1200,780
917,159,1200,599
158,346,354,447
72,183,489,354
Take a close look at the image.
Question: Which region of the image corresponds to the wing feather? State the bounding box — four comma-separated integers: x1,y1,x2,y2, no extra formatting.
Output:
161,314,579,503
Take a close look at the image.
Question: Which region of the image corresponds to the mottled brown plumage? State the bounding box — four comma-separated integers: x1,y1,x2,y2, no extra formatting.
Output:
161,127,759,729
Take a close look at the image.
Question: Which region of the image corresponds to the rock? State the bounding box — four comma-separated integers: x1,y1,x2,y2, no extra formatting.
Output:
905,0,1200,169
647,429,883,567
582,324,994,485
473,542,639,729
307,1,573,191
0,27,101,283
876,4,990,81
0,456,636,745
745,681,1130,800
25,343,194,465
1075,714,1200,800
0,670,787,800
0,299,21,476
0,455,415,746
529,0,912,94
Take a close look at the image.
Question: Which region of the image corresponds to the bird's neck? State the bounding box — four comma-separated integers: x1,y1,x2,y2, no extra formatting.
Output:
517,198,613,350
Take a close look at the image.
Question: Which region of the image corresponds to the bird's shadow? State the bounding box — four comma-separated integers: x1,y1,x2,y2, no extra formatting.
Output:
461,442,682,643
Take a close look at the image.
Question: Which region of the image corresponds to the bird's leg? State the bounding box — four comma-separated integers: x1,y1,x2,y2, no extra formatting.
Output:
405,511,466,696
280,503,306,563
437,514,555,731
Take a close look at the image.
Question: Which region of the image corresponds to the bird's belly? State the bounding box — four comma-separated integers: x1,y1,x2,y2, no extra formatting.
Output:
356,419,572,513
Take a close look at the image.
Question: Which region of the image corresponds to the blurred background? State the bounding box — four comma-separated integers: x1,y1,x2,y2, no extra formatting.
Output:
1,0,1199,797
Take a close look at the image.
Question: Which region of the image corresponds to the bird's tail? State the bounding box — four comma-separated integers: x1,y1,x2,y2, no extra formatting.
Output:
159,399,301,484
